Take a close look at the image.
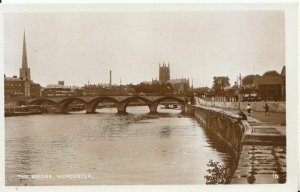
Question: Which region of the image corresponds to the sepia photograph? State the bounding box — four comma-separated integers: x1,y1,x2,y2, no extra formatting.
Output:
0,2,299,192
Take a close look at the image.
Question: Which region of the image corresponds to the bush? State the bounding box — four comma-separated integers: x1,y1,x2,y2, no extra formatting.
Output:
204,160,231,184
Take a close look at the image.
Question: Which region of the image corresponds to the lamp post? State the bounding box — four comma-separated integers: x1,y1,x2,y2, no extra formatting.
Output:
237,73,243,110
218,79,223,102
118,79,121,95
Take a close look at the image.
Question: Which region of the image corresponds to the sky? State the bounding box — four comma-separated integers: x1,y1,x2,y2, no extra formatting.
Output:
4,11,285,87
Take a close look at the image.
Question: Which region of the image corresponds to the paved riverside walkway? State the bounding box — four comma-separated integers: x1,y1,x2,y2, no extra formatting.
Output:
195,105,286,137
194,104,286,184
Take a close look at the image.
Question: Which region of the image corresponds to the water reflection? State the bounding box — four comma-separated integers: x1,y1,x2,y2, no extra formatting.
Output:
203,127,239,165
159,126,172,137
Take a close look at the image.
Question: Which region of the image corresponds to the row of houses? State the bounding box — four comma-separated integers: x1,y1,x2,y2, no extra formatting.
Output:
4,78,107,98
195,66,286,102
240,66,285,101
4,78,144,98
5,78,190,98
4,75,42,100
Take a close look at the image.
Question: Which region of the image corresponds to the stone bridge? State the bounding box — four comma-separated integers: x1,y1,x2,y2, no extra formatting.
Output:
26,95,188,114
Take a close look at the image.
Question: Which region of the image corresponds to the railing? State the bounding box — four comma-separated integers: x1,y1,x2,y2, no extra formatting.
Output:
27,93,188,99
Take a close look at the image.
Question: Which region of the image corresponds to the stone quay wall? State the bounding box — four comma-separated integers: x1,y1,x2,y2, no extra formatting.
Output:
194,105,251,183
194,106,246,156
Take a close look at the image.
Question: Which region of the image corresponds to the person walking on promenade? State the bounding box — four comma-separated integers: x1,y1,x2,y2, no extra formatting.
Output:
246,103,252,116
238,111,247,120
265,103,270,116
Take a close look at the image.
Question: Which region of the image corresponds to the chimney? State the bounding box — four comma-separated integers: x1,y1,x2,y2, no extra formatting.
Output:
110,70,112,87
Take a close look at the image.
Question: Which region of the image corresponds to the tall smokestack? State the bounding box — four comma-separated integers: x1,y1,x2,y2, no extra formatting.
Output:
110,70,112,87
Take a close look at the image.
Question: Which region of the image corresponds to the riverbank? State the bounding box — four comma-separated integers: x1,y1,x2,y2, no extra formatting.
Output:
193,104,286,184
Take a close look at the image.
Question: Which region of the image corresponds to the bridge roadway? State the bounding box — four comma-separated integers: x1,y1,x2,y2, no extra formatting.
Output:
25,95,188,114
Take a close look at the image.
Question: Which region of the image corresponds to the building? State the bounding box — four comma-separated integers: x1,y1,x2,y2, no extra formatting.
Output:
158,63,190,94
167,78,190,94
281,66,286,101
83,84,134,96
42,81,83,97
83,84,111,96
4,31,41,99
4,75,42,99
4,75,25,99
30,83,42,98
42,84,71,97
159,63,170,83
252,76,283,101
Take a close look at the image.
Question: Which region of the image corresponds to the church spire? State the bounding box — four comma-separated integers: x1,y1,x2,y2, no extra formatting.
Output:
22,30,28,69
20,30,31,81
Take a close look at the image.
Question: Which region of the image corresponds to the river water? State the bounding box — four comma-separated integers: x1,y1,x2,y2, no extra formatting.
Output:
5,106,233,186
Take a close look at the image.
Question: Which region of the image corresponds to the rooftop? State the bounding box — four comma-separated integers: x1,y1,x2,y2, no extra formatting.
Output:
44,84,69,89
167,78,189,84
4,76,22,81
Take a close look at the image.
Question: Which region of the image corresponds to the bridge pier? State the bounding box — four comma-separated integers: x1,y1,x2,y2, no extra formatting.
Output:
86,108,96,114
117,102,127,114
54,105,67,114
86,103,96,114
182,103,187,114
149,103,158,114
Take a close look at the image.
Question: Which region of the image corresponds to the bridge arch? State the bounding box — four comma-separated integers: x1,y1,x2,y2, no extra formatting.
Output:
87,97,120,113
28,98,57,105
154,96,187,113
25,95,187,114
57,97,88,113
119,96,153,114
154,96,186,104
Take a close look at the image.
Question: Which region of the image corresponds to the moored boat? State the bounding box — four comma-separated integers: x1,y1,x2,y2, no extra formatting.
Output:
5,105,43,117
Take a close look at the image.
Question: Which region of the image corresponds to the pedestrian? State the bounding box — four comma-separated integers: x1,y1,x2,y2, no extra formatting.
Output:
265,103,269,116
238,111,247,120
246,103,252,116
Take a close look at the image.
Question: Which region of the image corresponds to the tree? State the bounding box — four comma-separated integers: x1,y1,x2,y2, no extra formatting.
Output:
131,82,174,94
212,76,230,95
193,87,211,97
242,74,260,85
165,82,175,93
204,160,231,184
263,70,280,77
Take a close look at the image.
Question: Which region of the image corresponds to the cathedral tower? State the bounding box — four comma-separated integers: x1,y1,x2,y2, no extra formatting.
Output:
159,62,170,83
